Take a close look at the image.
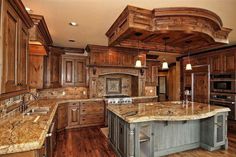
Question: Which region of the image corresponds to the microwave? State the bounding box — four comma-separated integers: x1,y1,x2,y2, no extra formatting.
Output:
211,73,236,93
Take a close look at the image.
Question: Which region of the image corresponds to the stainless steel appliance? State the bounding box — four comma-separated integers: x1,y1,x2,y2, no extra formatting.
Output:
211,73,236,93
210,92,236,120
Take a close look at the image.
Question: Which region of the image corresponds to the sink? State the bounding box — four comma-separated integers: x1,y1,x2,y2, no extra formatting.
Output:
24,107,50,116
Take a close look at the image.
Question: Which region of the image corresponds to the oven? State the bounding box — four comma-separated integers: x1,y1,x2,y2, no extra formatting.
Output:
210,73,236,93
210,92,236,120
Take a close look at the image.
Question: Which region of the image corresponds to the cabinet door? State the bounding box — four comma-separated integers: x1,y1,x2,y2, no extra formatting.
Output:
210,55,222,73
117,118,127,157
29,55,44,89
62,59,74,86
57,104,68,130
74,59,86,86
223,51,235,73
2,3,19,93
214,113,226,147
68,105,80,126
17,22,28,90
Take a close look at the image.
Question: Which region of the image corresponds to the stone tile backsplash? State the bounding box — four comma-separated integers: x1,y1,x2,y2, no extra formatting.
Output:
38,87,88,99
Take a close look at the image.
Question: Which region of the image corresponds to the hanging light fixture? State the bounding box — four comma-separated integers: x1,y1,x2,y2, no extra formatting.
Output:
161,37,169,70
185,40,192,71
135,32,142,68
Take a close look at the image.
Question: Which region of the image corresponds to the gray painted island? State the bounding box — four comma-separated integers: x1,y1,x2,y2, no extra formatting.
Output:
107,101,230,157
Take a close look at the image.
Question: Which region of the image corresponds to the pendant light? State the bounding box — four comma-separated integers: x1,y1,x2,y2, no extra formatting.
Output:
185,40,192,71
135,32,142,68
162,37,169,70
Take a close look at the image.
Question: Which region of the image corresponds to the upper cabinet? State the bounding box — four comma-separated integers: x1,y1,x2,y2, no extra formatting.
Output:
61,49,87,87
0,0,33,96
28,14,53,89
210,49,236,73
86,45,146,68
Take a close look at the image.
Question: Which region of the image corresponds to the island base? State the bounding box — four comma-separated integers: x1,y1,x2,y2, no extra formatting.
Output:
108,111,228,157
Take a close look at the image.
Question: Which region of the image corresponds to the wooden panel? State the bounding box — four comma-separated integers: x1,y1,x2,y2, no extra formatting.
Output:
63,59,74,86
210,55,222,73
74,59,86,86
146,61,158,86
223,51,235,73
68,105,80,126
80,101,104,115
17,23,28,91
2,4,19,93
29,55,44,89
57,104,68,130
29,44,47,56
80,114,104,125
193,73,209,103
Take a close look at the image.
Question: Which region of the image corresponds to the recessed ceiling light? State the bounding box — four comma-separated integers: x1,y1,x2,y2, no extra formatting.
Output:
69,22,78,26
25,7,32,12
69,39,76,42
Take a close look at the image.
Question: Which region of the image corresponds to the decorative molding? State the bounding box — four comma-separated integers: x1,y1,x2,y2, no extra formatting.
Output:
8,0,34,28
106,5,232,53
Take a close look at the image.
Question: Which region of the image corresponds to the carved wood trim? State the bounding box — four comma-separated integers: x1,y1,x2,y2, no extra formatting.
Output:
106,6,232,53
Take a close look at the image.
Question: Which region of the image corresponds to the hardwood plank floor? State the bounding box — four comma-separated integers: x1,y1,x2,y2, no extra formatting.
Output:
54,127,236,157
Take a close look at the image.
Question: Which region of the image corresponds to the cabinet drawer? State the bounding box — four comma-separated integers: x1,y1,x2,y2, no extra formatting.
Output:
80,102,104,115
80,114,104,125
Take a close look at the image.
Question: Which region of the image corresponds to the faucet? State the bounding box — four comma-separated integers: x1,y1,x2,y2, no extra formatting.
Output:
20,92,38,113
184,90,191,104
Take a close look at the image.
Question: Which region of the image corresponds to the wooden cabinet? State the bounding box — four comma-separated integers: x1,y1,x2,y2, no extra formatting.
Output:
57,103,68,130
44,47,63,88
28,15,52,89
0,0,33,96
222,51,235,73
210,54,222,73
61,55,86,87
79,101,104,125
210,50,235,73
68,103,80,126
67,100,105,128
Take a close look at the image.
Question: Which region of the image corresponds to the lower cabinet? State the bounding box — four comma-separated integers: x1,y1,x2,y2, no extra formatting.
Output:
201,113,227,150
57,103,68,130
68,103,80,127
65,100,105,129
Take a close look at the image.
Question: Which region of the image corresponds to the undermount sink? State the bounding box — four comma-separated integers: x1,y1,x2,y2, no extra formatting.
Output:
24,107,50,116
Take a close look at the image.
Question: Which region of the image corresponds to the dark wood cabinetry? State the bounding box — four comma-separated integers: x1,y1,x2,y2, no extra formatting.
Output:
57,103,68,130
0,0,33,97
66,100,105,128
68,103,80,126
61,55,87,87
210,50,235,73
28,15,52,89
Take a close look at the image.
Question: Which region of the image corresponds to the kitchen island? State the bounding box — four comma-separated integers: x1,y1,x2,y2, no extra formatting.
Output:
107,101,230,157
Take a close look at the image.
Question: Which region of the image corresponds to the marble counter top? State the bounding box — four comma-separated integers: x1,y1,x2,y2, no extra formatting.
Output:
107,101,231,123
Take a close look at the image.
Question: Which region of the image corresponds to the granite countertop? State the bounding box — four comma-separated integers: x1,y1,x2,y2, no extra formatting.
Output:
0,96,158,155
107,101,231,123
0,99,59,155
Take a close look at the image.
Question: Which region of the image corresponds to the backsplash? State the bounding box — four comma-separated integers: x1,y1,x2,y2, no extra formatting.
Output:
96,74,132,97
0,89,38,119
38,87,88,99
145,86,156,96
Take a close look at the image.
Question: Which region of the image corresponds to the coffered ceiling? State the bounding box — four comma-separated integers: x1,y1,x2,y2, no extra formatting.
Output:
22,0,236,49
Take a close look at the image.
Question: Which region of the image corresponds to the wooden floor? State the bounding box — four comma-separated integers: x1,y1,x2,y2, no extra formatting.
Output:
54,127,236,157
